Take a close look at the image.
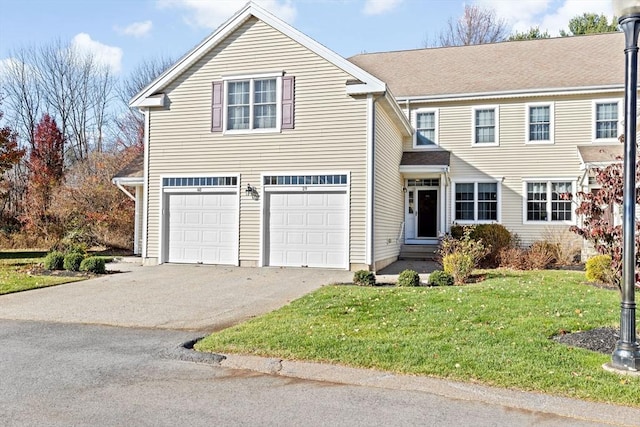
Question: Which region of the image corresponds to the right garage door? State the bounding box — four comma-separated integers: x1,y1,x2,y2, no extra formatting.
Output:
266,191,348,269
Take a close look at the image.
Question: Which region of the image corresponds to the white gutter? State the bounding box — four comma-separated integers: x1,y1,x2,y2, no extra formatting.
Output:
113,180,137,201
396,85,626,103
142,109,150,260
366,94,374,267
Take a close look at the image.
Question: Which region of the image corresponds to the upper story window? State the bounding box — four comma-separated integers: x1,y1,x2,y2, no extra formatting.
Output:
526,103,553,144
593,99,621,142
472,106,499,146
413,109,438,148
453,181,499,223
524,180,574,223
211,73,295,134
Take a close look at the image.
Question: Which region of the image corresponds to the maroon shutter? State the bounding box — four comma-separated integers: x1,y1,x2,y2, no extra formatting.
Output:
211,81,223,132
281,76,295,130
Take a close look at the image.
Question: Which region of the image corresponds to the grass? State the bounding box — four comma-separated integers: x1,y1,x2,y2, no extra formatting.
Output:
195,269,640,407
0,250,84,294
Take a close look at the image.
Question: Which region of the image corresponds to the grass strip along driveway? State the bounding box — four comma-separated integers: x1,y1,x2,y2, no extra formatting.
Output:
0,251,83,295
196,269,640,407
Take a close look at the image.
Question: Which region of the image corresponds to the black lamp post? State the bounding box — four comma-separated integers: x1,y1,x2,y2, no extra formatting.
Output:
611,0,640,371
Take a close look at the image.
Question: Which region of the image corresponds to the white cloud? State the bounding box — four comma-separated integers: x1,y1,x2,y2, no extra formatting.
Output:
363,0,403,15
157,0,296,29
71,33,123,74
476,0,614,36
115,20,153,38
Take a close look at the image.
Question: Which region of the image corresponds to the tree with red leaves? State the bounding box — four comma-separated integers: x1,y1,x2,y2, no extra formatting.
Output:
570,160,640,291
22,113,64,237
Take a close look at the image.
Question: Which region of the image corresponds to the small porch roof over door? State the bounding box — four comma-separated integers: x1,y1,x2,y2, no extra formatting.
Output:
400,150,450,175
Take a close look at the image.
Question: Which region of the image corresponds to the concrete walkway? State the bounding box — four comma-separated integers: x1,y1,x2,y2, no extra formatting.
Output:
0,261,353,331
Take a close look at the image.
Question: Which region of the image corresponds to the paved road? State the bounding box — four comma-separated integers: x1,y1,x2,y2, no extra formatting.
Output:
0,320,612,427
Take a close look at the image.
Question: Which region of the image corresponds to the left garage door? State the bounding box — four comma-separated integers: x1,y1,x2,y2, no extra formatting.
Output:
166,192,238,265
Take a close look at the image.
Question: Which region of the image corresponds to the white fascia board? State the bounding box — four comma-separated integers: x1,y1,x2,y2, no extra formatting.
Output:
112,177,144,186
400,165,450,174
130,1,386,108
384,90,412,136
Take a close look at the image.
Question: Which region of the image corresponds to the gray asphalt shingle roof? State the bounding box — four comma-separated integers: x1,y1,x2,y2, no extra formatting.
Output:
348,32,624,98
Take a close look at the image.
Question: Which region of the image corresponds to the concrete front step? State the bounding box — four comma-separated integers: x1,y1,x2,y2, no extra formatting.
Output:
399,244,440,261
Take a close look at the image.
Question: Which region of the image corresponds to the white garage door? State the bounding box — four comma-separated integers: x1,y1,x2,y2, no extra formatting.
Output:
267,191,347,268
167,192,237,265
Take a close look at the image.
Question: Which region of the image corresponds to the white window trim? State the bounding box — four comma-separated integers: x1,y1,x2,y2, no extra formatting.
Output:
471,105,500,147
451,180,501,224
592,98,622,143
412,108,439,149
525,102,554,144
223,74,282,135
522,178,576,225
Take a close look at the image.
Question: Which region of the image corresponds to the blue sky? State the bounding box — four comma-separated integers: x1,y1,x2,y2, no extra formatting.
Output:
1,0,613,79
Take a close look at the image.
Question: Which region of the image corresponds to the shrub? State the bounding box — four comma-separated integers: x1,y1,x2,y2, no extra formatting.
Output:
585,254,614,284
429,270,454,286
526,241,556,270
449,224,511,268
80,256,106,274
43,251,64,270
440,227,487,285
63,252,85,272
542,227,581,266
498,246,527,269
442,252,477,285
353,270,375,286
397,269,420,287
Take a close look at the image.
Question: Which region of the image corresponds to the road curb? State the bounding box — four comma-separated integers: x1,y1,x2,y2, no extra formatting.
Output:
216,353,640,426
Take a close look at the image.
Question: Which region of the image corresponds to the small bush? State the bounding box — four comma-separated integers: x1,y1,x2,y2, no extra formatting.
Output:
527,241,556,270
542,227,581,266
63,252,85,272
449,224,511,268
442,252,477,285
397,269,420,287
586,255,614,284
429,270,454,286
353,270,376,286
43,251,65,270
80,256,106,274
498,246,527,269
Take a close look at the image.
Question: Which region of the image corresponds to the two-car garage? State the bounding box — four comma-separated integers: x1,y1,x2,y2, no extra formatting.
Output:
162,174,349,269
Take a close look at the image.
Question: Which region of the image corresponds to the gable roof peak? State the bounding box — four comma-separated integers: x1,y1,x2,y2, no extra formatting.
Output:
130,1,385,108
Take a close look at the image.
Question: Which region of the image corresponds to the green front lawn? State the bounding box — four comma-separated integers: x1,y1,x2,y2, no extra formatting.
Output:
0,251,84,294
196,269,640,407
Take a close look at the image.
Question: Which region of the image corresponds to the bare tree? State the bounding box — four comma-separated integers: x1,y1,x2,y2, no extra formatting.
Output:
437,5,510,47
1,46,43,150
113,55,174,150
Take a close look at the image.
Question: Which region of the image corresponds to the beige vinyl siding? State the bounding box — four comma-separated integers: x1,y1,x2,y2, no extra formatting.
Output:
373,103,405,268
145,18,369,265
406,92,622,245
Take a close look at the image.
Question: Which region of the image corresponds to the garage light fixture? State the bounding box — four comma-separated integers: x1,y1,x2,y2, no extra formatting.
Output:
246,183,260,200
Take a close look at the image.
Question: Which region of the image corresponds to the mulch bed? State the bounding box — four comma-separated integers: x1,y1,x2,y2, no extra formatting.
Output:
554,327,619,354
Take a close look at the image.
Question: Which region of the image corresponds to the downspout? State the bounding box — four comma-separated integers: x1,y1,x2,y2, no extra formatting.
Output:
141,108,150,261
366,92,386,270
114,181,136,201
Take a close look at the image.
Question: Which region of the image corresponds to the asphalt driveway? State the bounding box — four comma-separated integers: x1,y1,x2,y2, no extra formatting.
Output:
0,262,353,331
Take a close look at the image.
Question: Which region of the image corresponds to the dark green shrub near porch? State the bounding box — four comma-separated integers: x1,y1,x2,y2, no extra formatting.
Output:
79,257,106,274
397,269,420,287
428,270,454,286
353,270,375,286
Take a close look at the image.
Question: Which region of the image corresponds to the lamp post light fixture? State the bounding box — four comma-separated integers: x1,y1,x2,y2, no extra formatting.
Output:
611,0,640,371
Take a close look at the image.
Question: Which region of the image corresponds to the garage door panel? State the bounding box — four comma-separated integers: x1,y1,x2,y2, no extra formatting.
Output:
166,192,237,265
267,191,347,269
